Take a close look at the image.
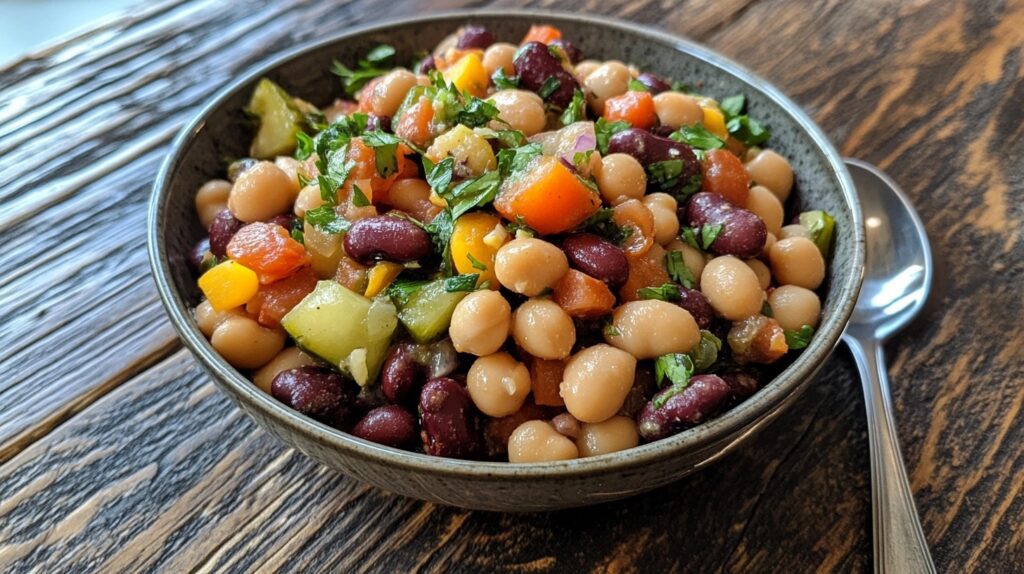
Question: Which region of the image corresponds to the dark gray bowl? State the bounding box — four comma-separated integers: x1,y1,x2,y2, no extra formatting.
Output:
148,10,864,511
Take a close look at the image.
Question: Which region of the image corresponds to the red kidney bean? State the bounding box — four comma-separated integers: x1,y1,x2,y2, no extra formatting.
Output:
636,72,672,94
266,213,296,230
271,367,358,429
188,237,211,275
419,377,483,459
457,25,495,49
227,158,259,182
208,209,245,257
551,412,581,439
365,113,392,133
606,128,700,193
513,41,580,108
343,216,432,265
550,39,582,64
648,125,677,138
637,374,731,441
381,343,424,404
720,370,760,404
353,405,417,447
685,192,767,258
417,55,437,75
619,364,656,418
562,233,629,289
677,287,715,329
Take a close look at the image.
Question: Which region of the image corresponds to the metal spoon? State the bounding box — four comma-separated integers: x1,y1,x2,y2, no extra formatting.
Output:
842,158,936,573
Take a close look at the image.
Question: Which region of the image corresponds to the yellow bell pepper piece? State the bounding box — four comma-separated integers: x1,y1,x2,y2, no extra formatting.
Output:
198,260,259,311
702,106,728,140
443,53,489,98
364,262,404,298
451,212,501,288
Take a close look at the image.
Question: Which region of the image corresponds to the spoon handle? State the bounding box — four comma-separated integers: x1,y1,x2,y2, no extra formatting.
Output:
844,333,936,574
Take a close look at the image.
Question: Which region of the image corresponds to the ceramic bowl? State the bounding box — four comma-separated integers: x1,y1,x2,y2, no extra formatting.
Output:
149,10,864,511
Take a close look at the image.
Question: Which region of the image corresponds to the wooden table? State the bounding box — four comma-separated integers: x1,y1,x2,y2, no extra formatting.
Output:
1,0,1020,571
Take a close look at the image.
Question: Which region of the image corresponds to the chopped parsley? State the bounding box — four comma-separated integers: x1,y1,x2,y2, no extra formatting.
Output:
653,353,695,407
304,205,351,234
574,207,633,245
670,124,725,151
387,279,428,306
332,44,397,97
492,69,520,90
594,118,630,155
680,224,724,250
537,77,561,99
351,184,370,207
785,325,815,350
627,78,649,92
295,131,314,161
561,89,587,125
443,274,480,292
718,94,771,146
665,250,696,288
466,252,488,271
646,159,685,192
689,330,722,372
638,283,682,302
362,129,404,177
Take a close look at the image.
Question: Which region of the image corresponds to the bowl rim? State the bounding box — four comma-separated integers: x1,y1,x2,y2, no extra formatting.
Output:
148,8,864,479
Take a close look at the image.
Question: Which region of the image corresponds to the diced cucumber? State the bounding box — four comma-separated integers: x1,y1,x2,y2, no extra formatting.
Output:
247,78,305,159
799,210,836,258
281,281,397,386
397,279,468,343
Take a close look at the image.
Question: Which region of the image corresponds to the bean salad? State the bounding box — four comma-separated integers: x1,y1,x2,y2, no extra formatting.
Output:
190,23,836,463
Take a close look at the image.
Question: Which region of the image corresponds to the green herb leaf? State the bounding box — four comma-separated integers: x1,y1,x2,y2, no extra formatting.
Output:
785,325,815,350
688,330,721,372
363,44,396,65
719,95,745,118
670,124,725,150
304,206,351,234
574,207,633,245
362,130,403,177
726,115,771,146
628,78,649,92
290,217,305,244
676,173,703,202
654,353,695,396
423,156,455,196
680,227,700,250
761,301,774,317
505,215,538,238
594,118,631,155
295,131,314,160
799,210,836,257
560,89,587,126
466,252,488,271
443,274,480,292
701,224,724,249
442,171,502,220
604,322,622,338
572,149,594,172
455,96,502,128
425,209,455,274
496,142,543,178
671,80,694,93
387,279,428,306
331,45,396,97
646,159,685,191
638,283,682,302
665,250,696,288
537,77,561,99
351,184,370,207
199,254,221,274
492,69,520,90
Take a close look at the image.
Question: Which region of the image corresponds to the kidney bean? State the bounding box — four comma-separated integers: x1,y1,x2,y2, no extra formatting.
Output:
561,233,629,289
365,113,392,133
381,343,424,404
188,237,211,275
271,367,358,429
677,287,715,329
457,25,494,49
343,216,432,264
720,370,760,404
483,400,549,459
636,72,671,94
353,405,417,447
648,125,676,138
685,192,767,258
637,374,731,441
266,213,296,230
208,209,245,257
419,377,483,459
354,383,388,413
551,412,581,439
513,41,580,108
227,157,259,182
606,128,700,193
619,364,656,418
550,39,582,64
417,55,437,74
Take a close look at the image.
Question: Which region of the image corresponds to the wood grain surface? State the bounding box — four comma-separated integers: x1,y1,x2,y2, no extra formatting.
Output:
0,0,1020,572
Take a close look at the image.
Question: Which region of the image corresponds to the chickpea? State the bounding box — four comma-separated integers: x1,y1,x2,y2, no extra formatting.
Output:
367,69,418,117
642,193,680,245
574,59,601,80
746,185,784,236
652,92,703,129
605,300,700,359
482,42,517,76
745,149,794,202
273,156,302,199
449,290,512,356
508,420,579,463
560,344,636,423
293,184,326,218
494,238,569,296
384,178,442,221
210,315,285,369
195,179,232,229
577,416,639,457
194,299,243,337
779,224,811,240
228,161,294,222
595,153,647,204
700,255,764,320
769,237,826,289
584,61,631,114
466,352,531,417
489,89,546,136
769,285,822,331
666,240,707,284
512,299,576,360
252,347,319,393
763,232,778,257
746,258,772,290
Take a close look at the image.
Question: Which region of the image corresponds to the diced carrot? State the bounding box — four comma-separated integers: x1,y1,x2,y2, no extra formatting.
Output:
394,96,435,149
603,91,657,130
701,148,750,207
529,359,566,407
198,260,259,311
522,24,562,45
619,245,670,302
226,222,309,284
450,212,501,287
494,156,601,235
246,267,318,328
552,269,616,319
